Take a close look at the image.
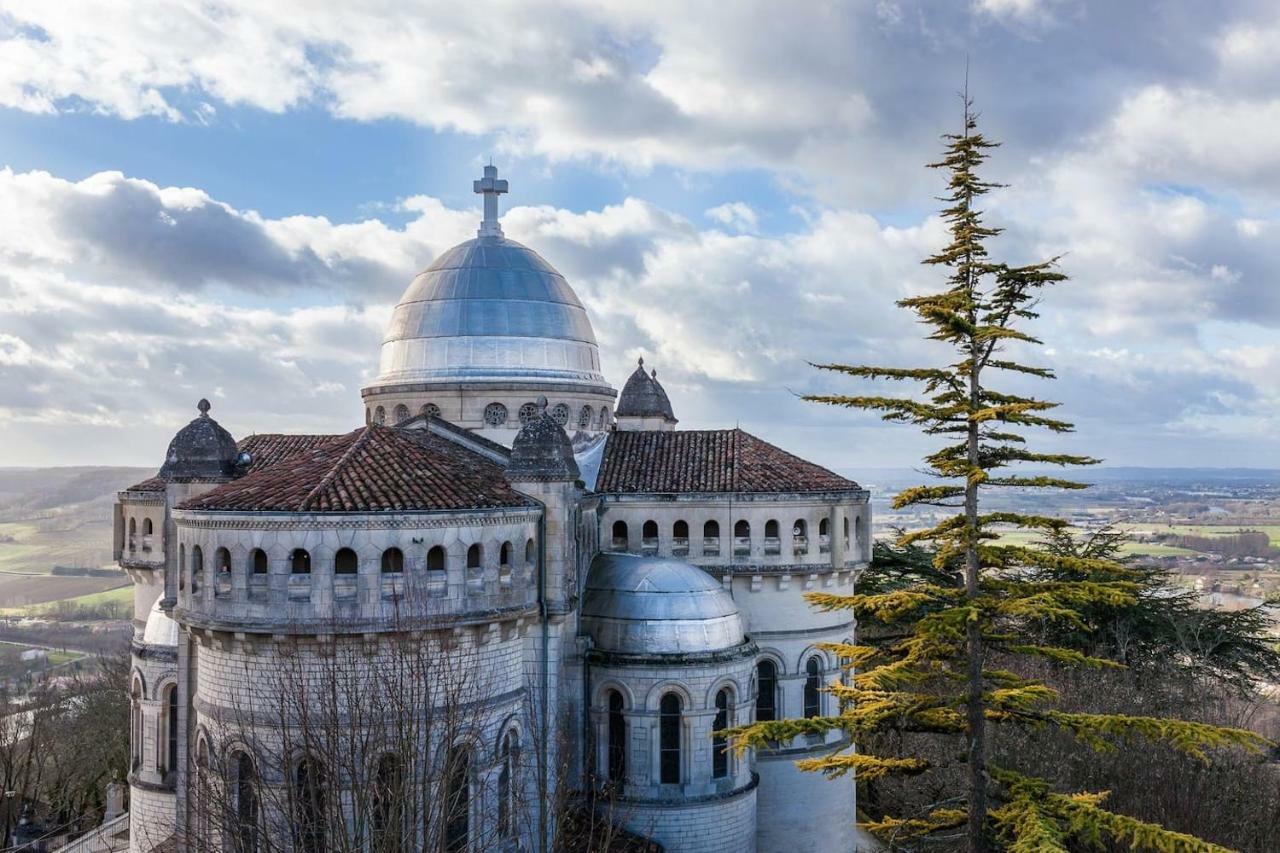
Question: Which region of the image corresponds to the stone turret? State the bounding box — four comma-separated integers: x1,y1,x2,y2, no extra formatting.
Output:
614,358,677,431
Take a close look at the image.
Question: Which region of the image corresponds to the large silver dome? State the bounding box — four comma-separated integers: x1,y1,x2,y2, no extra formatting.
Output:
369,234,608,388
581,553,746,655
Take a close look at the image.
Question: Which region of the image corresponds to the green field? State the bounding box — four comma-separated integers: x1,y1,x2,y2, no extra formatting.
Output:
1125,524,1280,547
992,527,1194,557
0,583,132,617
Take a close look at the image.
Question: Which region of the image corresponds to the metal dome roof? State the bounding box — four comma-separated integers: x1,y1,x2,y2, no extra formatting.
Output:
142,597,178,647
580,553,745,655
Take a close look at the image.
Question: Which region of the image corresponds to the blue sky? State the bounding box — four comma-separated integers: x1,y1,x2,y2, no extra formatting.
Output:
1,0,1279,471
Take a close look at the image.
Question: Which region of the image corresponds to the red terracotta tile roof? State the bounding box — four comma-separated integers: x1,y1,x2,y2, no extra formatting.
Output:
238,433,341,472
180,426,531,513
122,476,168,493
595,429,860,494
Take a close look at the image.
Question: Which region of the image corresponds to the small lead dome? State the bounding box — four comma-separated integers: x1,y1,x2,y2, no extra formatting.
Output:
157,399,240,481
581,553,744,655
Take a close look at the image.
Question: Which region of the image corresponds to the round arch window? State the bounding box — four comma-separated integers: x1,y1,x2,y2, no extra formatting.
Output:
578,405,593,429
550,403,570,426
422,403,441,419
484,402,508,426
518,402,539,425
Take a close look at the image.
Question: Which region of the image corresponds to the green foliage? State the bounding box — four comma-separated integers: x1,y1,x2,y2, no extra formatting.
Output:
729,102,1272,852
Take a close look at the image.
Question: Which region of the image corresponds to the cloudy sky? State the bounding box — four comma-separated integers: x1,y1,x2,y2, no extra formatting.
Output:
1,0,1279,473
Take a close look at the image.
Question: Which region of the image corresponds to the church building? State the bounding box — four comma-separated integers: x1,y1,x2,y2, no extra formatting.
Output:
114,167,870,853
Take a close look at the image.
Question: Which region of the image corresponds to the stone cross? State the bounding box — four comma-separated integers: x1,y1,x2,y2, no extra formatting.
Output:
474,164,509,237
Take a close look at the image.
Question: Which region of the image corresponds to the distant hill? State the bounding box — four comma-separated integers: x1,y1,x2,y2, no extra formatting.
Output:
0,466,153,520
843,466,1280,485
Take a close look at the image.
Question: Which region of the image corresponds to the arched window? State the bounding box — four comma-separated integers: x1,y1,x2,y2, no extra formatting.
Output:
128,517,137,550
713,688,731,778
703,520,719,539
164,684,178,775
251,548,268,574
234,751,259,853
499,542,512,568
606,690,626,785
179,544,185,590
819,517,831,553
804,656,822,718
373,405,386,425
673,520,689,541
611,520,628,550
755,660,777,722
765,519,779,538
381,547,404,573
130,679,142,769
642,520,658,552
143,518,154,535
844,516,850,544
578,405,593,429
365,407,372,426
466,543,482,571
393,404,410,423
793,519,808,554
484,402,508,426
764,519,780,554
444,747,470,853
192,545,204,575
819,518,830,537
703,519,721,556
498,731,518,838
734,520,751,556
373,754,403,853
524,538,536,565
295,758,326,853
427,546,446,572
290,548,311,574
518,402,539,425
598,407,610,429
334,548,358,574
551,402,570,425
215,548,232,583
422,403,441,419
659,693,682,785
195,739,211,841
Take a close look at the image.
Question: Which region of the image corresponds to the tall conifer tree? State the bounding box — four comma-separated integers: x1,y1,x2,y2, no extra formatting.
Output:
730,100,1268,852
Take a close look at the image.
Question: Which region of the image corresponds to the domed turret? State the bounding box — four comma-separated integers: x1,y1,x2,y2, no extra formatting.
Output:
615,358,677,431
361,166,616,444
581,553,744,654
508,396,580,482
157,399,241,481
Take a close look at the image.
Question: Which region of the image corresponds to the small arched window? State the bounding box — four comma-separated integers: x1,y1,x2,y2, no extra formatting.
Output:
422,403,441,419
444,747,470,853
192,545,204,574
611,520,628,549
373,405,386,426
703,520,719,539
130,679,142,769
713,688,731,778
393,404,410,424
500,542,512,567
234,751,259,853
334,548,358,575
673,520,689,541
819,518,830,537
143,518,154,535
606,689,626,785
373,754,403,853
128,517,137,539
844,516,850,541
427,546,446,572
525,538,536,565
804,656,822,718
659,693,682,785
598,407,610,429
466,543,482,571
295,758,326,853
734,519,750,539
381,548,404,574
765,519,779,539
179,544,186,590
642,520,658,542
290,548,311,574
215,547,231,574
756,660,777,722
579,405,593,429
251,548,268,575
498,731,518,838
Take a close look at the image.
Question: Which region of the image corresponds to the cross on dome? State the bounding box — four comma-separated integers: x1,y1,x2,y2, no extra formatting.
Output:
474,164,509,237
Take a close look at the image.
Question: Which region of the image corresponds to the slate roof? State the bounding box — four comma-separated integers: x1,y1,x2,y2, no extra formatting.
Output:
595,429,860,494
180,426,531,513
615,358,676,421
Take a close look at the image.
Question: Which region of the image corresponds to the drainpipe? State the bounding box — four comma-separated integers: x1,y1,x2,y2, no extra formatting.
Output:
534,504,550,853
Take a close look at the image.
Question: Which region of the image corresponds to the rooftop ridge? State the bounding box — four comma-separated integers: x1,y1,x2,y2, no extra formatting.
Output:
298,427,372,512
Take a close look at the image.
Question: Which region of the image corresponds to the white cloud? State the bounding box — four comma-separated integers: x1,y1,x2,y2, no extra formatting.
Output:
705,202,758,233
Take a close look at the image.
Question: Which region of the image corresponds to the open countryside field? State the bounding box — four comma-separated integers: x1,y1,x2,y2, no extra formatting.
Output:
0,519,115,574
1125,523,1280,546
992,527,1195,557
0,573,128,610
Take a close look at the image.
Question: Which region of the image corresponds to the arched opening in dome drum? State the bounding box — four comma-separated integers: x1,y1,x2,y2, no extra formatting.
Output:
756,659,778,721
393,404,410,424
659,693,682,785
793,519,809,555
804,656,822,718
819,517,831,554
598,407,611,430
703,520,721,556
128,517,136,552
466,543,483,572
290,548,311,574
578,405,593,429
334,548,358,574
381,547,403,573
733,519,751,556
713,687,731,779
190,545,203,593
672,520,689,556
611,520,628,551
142,518,154,552
551,402,570,426
427,546,446,572
421,403,440,419
606,690,625,786
764,519,781,555
373,405,386,426
641,520,658,553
